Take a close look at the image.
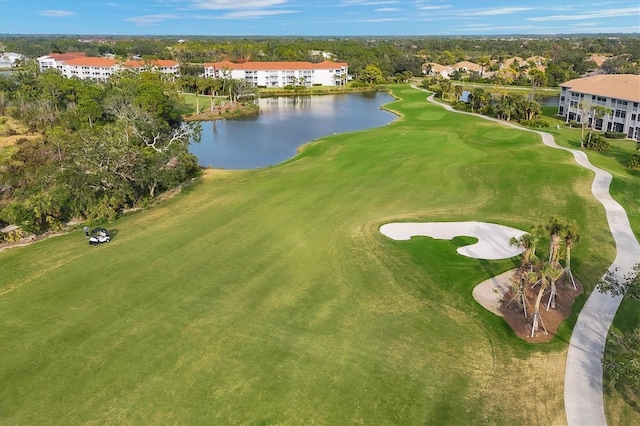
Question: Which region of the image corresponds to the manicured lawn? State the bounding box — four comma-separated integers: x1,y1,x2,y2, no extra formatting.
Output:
541,105,640,240
0,85,623,424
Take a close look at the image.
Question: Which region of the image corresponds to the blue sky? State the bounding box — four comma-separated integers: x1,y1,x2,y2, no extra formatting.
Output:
1,0,639,36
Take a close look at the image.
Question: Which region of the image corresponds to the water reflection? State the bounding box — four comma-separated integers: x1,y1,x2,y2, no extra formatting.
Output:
190,92,396,170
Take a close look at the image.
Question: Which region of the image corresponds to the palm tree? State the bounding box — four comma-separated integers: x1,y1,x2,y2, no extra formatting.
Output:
469,88,487,113
545,265,564,310
531,265,550,337
586,105,612,146
453,84,463,101
563,221,580,289
510,225,542,273
439,79,453,101
478,55,491,75
545,216,566,266
577,101,600,148
501,96,515,122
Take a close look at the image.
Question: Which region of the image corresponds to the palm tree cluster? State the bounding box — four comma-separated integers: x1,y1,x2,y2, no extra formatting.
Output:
509,217,580,337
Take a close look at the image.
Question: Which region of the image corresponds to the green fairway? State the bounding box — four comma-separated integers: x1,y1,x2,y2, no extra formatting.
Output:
0,85,624,424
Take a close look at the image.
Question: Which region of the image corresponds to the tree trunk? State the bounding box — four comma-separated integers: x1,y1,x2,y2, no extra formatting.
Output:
531,284,546,337
546,280,557,310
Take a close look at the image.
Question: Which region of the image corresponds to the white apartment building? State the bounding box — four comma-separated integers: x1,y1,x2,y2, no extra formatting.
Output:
37,52,88,72
203,60,349,87
558,74,640,140
61,57,121,81
37,54,180,81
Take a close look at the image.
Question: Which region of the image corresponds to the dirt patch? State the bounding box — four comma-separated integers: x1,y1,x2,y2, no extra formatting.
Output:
499,269,583,343
0,133,40,148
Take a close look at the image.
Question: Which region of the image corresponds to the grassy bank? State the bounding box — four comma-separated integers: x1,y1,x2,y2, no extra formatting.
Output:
0,85,628,424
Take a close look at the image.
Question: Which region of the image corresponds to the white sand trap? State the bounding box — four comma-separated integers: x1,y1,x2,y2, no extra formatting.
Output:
472,269,518,316
379,221,527,260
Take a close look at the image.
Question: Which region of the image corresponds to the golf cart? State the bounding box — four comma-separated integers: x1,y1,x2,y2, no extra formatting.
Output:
88,227,111,245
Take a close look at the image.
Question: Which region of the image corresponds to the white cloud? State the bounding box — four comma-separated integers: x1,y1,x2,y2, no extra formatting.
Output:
126,14,181,25
190,0,288,9
39,10,75,17
218,9,298,19
375,8,400,12
475,7,533,16
528,7,640,21
417,5,452,11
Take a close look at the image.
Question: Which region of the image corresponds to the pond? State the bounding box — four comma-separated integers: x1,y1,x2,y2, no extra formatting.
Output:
189,92,396,169
538,95,560,106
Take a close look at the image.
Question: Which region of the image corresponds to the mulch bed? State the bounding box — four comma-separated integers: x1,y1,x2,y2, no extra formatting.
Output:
500,269,583,343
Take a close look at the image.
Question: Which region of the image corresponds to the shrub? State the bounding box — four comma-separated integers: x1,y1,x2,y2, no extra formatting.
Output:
350,80,368,88
584,133,610,151
567,120,580,128
604,131,627,139
452,102,471,112
625,154,640,169
521,119,550,128
2,229,28,242
283,85,294,90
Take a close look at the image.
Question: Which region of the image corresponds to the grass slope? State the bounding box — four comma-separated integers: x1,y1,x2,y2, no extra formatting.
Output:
0,86,619,424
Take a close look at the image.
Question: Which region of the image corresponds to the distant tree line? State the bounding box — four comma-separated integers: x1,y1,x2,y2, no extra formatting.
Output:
2,35,639,84
0,65,201,235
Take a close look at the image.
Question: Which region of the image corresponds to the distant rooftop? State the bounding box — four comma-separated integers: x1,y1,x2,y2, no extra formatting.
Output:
203,60,348,70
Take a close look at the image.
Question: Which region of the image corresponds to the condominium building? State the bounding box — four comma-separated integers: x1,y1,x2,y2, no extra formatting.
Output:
37,52,88,72
61,57,121,81
203,60,349,87
37,54,180,81
558,74,640,140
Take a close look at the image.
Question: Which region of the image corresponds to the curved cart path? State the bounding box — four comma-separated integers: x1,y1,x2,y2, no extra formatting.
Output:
415,87,640,426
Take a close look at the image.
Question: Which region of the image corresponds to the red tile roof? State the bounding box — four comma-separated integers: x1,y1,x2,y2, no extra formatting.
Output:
63,57,119,67
204,60,347,70
123,59,178,68
47,52,87,61
561,74,640,103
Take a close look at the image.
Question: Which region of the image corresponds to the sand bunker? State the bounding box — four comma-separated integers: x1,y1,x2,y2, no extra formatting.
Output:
380,221,527,314
379,221,527,260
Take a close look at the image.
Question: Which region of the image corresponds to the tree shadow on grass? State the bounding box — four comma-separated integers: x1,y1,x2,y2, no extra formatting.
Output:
605,381,640,415
619,382,640,414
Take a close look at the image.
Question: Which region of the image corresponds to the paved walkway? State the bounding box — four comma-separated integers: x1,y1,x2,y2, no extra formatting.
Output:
415,87,640,426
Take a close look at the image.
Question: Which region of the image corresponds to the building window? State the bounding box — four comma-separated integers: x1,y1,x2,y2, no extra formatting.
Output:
615,110,626,119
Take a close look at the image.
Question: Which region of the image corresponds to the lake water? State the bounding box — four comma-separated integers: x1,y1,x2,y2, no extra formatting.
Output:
538,95,560,106
190,92,396,169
